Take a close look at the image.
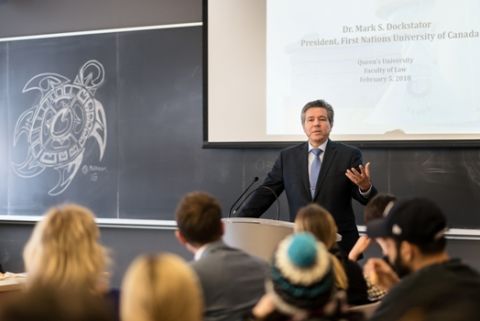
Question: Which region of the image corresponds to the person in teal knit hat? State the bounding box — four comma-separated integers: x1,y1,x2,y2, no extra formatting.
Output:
244,233,364,321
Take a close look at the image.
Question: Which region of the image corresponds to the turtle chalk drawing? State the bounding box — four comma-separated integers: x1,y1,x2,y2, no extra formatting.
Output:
12,60,107,196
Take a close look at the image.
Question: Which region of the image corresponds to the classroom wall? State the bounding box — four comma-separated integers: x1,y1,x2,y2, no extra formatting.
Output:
1,0,480,288
0,0,201,38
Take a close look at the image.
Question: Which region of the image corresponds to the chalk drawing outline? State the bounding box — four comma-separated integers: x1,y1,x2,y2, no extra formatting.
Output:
12,60,107,196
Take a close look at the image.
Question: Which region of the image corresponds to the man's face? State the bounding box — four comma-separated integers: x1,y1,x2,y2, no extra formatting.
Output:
302,107,332,147
384,238,412,278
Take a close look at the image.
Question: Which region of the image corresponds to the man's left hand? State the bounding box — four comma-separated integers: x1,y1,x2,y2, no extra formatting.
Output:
345,162,372,192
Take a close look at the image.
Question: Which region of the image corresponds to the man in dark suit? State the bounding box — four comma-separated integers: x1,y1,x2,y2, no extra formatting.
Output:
175,191,268,321
238,99,377,254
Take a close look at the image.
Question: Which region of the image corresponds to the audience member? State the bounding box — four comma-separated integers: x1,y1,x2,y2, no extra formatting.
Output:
244,233,364,321
349,193,396,302
175,191,268,321
294,204,370,305
0,285,113,321
348,193,396,262
23,203,110,292
121,254,203,321
364,197,480,321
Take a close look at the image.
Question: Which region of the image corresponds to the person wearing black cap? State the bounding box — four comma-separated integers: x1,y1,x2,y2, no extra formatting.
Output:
363,197,480,321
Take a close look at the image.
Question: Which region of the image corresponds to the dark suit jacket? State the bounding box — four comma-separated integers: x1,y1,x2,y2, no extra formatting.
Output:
191,240,268,321
238,140,377,253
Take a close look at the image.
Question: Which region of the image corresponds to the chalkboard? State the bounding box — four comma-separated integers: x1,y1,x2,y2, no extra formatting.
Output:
380,148,480,229
351,148,480,230
1,26,202,219
1,25,480,231
0,42,7,212
0,26,289,221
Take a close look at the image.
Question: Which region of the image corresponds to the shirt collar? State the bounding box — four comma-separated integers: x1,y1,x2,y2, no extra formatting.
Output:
308,140,328,152
194,244,208,261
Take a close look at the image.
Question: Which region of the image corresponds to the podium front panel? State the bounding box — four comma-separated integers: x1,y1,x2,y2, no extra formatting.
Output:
222,218,294,261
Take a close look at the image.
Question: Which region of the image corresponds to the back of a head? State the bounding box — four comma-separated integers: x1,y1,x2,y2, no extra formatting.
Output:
121,253,203,321
295,204,337,249
267,233,336,318
23,204,110,292
175,191,223,245
0,285,113,321
364,193,396,223
367,197,448,256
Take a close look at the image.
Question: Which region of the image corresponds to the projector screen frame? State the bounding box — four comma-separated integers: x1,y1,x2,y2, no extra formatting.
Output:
202,0,480,149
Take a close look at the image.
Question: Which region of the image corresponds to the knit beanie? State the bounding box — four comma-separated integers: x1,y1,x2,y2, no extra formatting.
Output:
266,232,336,316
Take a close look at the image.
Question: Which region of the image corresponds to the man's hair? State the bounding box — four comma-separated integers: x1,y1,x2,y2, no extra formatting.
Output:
390,233,448,274
300,99,334,126
364,193,397,223
416,238,447,255
393,235,447,256
175,192,223,245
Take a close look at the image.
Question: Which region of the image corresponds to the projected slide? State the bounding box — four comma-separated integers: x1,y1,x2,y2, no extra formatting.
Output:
266,0,480,140
206,0,480,144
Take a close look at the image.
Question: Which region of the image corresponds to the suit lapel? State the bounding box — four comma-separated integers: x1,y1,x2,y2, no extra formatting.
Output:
313,140,337,199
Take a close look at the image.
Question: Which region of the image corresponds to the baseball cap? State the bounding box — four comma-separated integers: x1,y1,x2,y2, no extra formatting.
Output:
366,198,448,245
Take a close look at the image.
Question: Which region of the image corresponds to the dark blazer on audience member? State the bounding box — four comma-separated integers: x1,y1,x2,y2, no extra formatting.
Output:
331,245,369,305
191,240,268,321
239,140,377,253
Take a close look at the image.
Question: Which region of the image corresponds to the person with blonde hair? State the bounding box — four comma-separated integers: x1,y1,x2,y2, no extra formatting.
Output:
294,204,370,305
121,253,203,321
23,203,110,293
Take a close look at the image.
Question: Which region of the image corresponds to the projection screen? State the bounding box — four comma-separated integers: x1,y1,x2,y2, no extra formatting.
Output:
205,0,480,146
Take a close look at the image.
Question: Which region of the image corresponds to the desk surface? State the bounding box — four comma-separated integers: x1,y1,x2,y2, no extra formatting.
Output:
0,274,26,293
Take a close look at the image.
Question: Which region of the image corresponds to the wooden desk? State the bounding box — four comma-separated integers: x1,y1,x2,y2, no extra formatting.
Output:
0,274,26,294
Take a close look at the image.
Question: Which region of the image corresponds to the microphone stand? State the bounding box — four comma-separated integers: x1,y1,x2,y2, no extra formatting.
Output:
232,185,281,220
228,177,259,217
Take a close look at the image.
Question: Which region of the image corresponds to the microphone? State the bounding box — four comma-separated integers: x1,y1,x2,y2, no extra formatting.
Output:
231,185,281,220
229,177,259,217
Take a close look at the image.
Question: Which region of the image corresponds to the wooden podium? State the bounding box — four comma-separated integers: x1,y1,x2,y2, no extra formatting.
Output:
222,217,294,261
